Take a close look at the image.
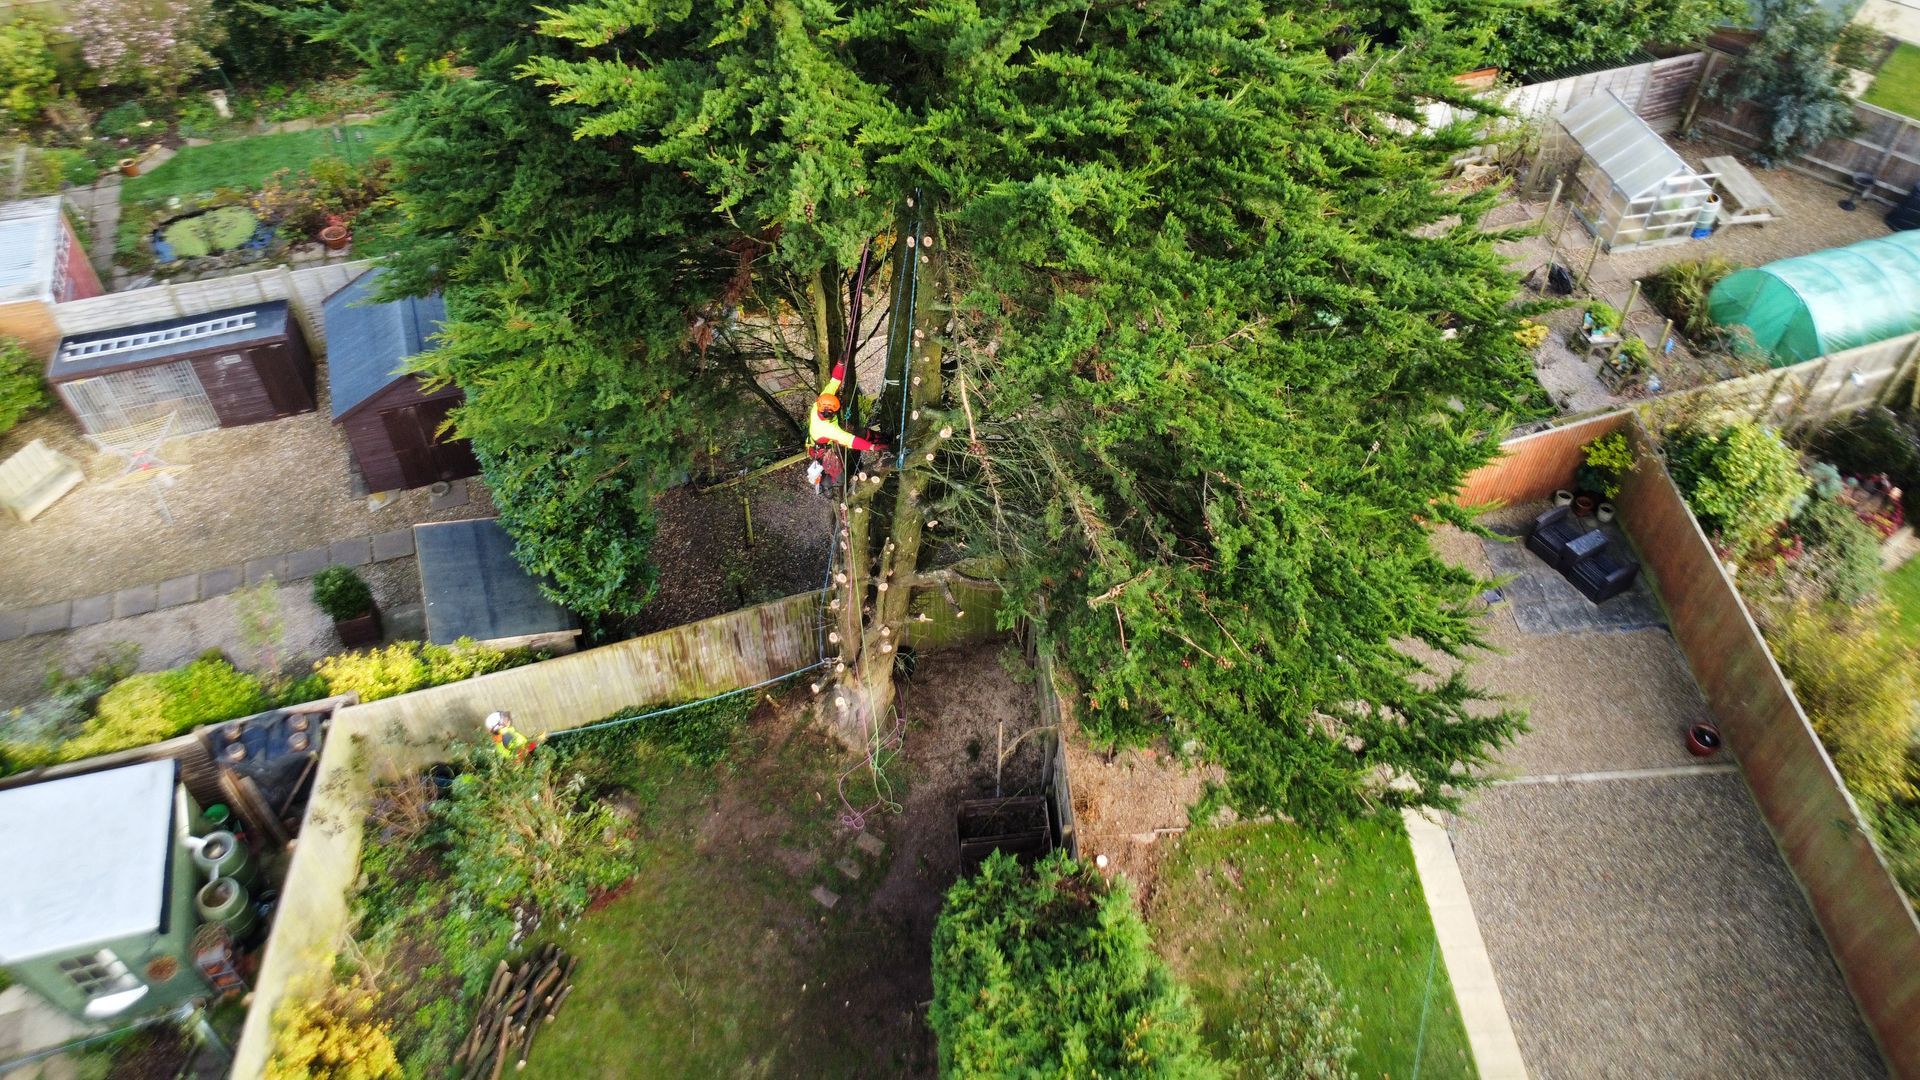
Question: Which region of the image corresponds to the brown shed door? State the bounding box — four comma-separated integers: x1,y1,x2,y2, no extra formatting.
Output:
381,397,479,489
198,352,277,425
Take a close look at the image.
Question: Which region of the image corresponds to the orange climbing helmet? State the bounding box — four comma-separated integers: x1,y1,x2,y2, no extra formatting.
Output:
816,393,840,417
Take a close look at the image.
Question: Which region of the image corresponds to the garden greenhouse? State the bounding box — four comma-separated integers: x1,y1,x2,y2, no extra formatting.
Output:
1708,231,1920,366
1557,92,1716,252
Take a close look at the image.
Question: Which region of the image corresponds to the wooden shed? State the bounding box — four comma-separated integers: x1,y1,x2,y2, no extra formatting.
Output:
324,269,478,492
46,301,315,437
1,196,105,363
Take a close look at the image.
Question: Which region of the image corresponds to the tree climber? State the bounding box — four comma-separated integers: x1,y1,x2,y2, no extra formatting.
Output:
808,359,889,494
484,711,534,762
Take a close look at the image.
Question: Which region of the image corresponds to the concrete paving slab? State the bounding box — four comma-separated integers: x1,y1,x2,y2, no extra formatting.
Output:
200,565,243,598
834,857,862,880
22,602,67,636
244,555,287,585
68,595,113,628
428,479,469,511
854,832,886,857
810,885,840,909
371,529,415,561
328,537,372,567
285,546,330,580
112,586,155,619
156,575,199,608
0,609,27,642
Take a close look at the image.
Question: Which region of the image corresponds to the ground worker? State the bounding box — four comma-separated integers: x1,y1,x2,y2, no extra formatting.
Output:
484,711,533,762
808,360,888,495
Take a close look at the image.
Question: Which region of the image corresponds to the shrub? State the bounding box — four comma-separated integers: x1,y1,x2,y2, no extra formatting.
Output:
63,0,225,96
930,851,1217,1077
0,18,60,126
1583,301,1620,335
62,656,267,759
95,101,150,139
1871,803,1920,902
313,639,539,702
1789,495,1883,605
1766,602,1918,807
1227,958,1358,1080
266,979,401,1080
0,336,48,436
1704,0,1872,165
1644,257,1740,341
1664,421,1807,556
1576,432,1635,499
311,566,374,620
1803,407,1920,513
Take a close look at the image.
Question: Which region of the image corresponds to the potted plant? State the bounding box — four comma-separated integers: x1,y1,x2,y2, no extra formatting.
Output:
1576,432,1634,519
1578,301,1622,351
312,566,380,647
118,157,140,178
318,214,350,251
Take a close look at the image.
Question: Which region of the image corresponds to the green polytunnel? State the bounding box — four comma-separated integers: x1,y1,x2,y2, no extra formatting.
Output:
1707,230,1920,367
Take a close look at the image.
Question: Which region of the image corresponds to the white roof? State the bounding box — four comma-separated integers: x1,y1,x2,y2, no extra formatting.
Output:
0,761,180,963
0,196,64,305
1560,92,1700,202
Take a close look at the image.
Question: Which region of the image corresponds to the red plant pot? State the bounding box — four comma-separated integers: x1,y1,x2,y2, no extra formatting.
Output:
334,607,382,647
1686,722,1722,757
319,224,351,251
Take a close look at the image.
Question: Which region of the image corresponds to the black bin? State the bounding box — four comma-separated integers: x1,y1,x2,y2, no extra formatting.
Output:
1889,184,1920,231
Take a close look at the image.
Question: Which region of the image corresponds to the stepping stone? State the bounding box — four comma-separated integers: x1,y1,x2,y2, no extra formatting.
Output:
156,575,198,608
854,832,886,857
0,609,29,642
371,529,414,561
200,565,243,598
111,587,154,619
69,595,113,628
810,885,840,910
428,479,469,511
835,858,862,881
328,537,372,567
23,601,68,635
284,546,330,580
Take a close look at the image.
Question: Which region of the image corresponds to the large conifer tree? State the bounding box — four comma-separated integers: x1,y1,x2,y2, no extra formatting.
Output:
337,0,1535,823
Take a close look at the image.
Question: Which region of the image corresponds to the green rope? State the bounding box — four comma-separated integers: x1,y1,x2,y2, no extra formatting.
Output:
1411,933,1440,1080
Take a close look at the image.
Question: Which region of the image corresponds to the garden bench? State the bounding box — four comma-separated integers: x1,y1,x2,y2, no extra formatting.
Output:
1703,156,1784,226
0,439,84,523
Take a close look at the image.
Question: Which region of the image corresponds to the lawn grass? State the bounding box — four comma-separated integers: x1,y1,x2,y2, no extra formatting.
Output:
1866,43,1920,121
115,123,392,257
1883,555,1920,648
1152,818,1478,1079
522,722,929,1077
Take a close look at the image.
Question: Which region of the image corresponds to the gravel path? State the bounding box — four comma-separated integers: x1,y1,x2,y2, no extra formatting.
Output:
1448,775,1884,1080
0,376,492,608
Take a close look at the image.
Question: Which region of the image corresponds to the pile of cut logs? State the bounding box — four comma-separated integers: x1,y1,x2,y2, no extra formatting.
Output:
455,945,576,1078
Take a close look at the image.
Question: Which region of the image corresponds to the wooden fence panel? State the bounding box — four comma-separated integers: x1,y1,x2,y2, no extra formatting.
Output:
1453,411,1630,507
1601,417,1920,1077
1698,84,1920,202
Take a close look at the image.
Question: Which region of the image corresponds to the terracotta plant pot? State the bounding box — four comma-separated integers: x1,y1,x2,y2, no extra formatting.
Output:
1572,492,1599,517
1686,722,1722,757
334,607,382,648
118,158,139,178
319,224,350,251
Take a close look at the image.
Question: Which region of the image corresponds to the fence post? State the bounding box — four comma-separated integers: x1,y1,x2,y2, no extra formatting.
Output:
1678,51,1716,135
1620,279,1642,324
1879,334,1920,409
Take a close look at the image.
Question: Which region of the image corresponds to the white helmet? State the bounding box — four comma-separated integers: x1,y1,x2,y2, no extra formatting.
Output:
484,711,511,733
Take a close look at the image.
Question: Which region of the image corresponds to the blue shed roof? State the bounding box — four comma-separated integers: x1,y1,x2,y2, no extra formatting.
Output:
324,268,447,420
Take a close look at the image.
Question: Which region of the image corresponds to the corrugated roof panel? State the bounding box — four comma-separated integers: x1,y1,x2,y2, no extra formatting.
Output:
0,197,63,304
1560,92,1696,200
0,761,178,962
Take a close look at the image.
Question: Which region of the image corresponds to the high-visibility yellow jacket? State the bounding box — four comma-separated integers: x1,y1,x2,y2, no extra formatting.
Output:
492,725,531,761
810,362,877,451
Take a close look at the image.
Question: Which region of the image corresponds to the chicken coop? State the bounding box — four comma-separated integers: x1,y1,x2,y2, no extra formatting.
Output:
1556,92,1716,252
46,301,316,437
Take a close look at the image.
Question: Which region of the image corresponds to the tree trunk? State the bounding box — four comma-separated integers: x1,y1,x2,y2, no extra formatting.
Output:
823,215,945,751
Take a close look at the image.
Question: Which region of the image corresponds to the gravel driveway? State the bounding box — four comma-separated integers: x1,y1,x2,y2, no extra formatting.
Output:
1431,521,1887,1079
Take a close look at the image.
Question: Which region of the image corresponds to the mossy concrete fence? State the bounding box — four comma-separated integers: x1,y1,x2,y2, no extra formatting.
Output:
230,573,1001,1077
1459,412,1920,1077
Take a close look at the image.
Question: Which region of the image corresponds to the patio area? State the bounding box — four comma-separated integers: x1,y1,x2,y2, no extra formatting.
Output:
1430,518,1886,1078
